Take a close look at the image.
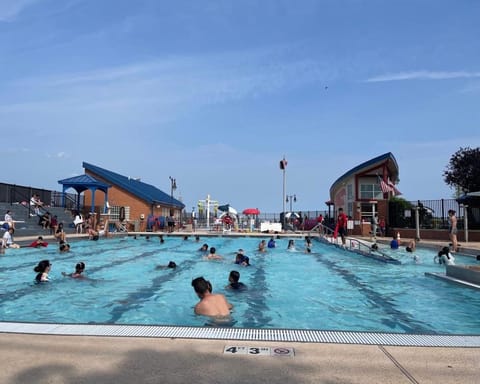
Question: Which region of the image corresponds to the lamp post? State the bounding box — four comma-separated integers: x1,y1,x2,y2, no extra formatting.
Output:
169,177,177,219
279,156,287,229
169,176,177,202
286,194,297,212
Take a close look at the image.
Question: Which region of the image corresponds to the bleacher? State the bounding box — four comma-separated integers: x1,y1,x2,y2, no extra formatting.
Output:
0,202,77,238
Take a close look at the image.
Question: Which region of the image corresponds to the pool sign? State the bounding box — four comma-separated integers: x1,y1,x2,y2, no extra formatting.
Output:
223,346,294,357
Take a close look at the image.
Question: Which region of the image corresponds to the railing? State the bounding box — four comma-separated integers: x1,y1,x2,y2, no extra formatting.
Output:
389,198,467,230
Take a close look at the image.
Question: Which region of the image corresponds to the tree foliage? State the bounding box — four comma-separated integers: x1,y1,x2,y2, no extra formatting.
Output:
443,147,480,193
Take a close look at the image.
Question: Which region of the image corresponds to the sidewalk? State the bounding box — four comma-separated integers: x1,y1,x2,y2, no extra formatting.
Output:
1,333,479,384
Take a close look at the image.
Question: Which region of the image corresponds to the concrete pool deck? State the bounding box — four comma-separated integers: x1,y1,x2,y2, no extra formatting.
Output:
2,232,480,383
1,333,479,384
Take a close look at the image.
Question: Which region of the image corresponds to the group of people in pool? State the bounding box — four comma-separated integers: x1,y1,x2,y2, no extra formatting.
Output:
374,235,457,265
191,270,247,320
34,260,86,283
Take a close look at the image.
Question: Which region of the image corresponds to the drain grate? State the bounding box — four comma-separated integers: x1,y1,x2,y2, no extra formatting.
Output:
1,322,480,347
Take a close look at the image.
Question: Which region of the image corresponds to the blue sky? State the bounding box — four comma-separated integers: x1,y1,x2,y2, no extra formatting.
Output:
1,0,479,213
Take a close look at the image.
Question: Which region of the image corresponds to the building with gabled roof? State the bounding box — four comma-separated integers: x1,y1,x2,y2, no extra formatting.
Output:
329,152,400,236
82,162,184,228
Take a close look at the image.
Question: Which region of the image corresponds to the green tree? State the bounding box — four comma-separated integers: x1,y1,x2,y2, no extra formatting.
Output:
443,147,480,193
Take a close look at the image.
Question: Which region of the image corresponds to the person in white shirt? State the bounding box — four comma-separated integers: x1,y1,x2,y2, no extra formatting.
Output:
4,210,15,229
3,228,20,248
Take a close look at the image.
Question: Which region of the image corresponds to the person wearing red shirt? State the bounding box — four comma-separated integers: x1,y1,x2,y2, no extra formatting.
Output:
336,208,348,246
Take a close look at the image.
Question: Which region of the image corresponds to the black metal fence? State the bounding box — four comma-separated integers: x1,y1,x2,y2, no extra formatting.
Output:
388,198,480,230
0,182,82,210
2,181,478,231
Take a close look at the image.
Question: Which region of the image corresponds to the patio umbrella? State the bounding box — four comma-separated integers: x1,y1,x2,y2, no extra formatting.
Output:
218,204,238,215
285,212,300,219
243,208,260,215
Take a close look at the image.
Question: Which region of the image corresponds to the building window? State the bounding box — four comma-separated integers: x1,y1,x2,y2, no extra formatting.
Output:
347,184,353,201
360,183,383,200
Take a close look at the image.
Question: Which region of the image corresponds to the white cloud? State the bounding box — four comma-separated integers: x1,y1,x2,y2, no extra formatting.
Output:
2,47,327,121
366,70,480,83
0,0,39,22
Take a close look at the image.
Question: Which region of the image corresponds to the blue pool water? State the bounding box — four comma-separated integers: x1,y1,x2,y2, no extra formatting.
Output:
1,235,479,334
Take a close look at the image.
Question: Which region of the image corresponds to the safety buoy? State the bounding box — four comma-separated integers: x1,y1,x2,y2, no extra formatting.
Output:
119,206,126,222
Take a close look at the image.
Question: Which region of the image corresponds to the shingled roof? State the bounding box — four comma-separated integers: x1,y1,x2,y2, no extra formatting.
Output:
83,162,185,209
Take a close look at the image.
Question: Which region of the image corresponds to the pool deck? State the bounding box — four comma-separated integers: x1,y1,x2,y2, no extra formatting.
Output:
2,232,480,383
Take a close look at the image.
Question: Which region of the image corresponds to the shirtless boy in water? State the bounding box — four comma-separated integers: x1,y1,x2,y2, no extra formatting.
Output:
191,277,232,317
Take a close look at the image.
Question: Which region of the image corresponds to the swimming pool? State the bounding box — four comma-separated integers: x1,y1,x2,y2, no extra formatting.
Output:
1,235,479,336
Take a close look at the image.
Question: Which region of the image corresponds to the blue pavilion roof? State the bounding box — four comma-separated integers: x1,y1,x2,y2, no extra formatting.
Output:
58,174,110,193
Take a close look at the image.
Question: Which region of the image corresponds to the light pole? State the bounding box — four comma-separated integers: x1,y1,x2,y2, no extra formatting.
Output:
286,194,297,212
169,176,177,202
280,156,287,229
169,176,177,218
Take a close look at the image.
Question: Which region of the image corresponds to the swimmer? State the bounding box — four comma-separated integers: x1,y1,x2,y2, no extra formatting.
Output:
59,240,71,253
62,262,86,278
226,270,247,290
390,235,399,250
34,259,51,283
435,246,455,265
304,236,312,253
191,277,233,318
287,239,295,250
156,261,177,270
234,249,250,266
258,239,266,252
406,238,417,253
198,243,209,252
205,247,223,260
267,237,276,248
29,236,48,248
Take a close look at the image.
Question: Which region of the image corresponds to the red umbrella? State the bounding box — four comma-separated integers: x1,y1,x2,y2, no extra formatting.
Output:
243,208,260,215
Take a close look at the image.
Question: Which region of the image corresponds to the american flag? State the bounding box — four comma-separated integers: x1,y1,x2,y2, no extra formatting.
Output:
388,178,402,196
378,175,393,194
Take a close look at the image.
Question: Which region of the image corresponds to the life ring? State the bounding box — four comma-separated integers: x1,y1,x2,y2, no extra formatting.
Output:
119,206,126,222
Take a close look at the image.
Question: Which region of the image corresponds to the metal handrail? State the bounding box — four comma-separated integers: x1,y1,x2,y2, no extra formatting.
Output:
310,223,400,263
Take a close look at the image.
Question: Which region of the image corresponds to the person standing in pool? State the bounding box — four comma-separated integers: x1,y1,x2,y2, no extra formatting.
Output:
62,262,86,278
258,239,266,252
226,270,247,290
205,247,223,260
191,277,232,317
287,239,296,250
34,259,51,282
267,237,276,248
234,249,250,266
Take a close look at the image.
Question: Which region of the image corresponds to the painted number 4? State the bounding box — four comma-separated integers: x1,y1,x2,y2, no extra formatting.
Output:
225,347,238,353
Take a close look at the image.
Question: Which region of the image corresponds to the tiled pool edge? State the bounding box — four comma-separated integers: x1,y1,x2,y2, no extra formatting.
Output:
1,322,479,347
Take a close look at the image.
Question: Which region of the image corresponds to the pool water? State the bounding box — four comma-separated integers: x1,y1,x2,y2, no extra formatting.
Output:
1,235,479,334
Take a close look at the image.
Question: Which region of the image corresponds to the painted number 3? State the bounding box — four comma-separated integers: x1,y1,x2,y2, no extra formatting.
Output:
248,347,260,354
